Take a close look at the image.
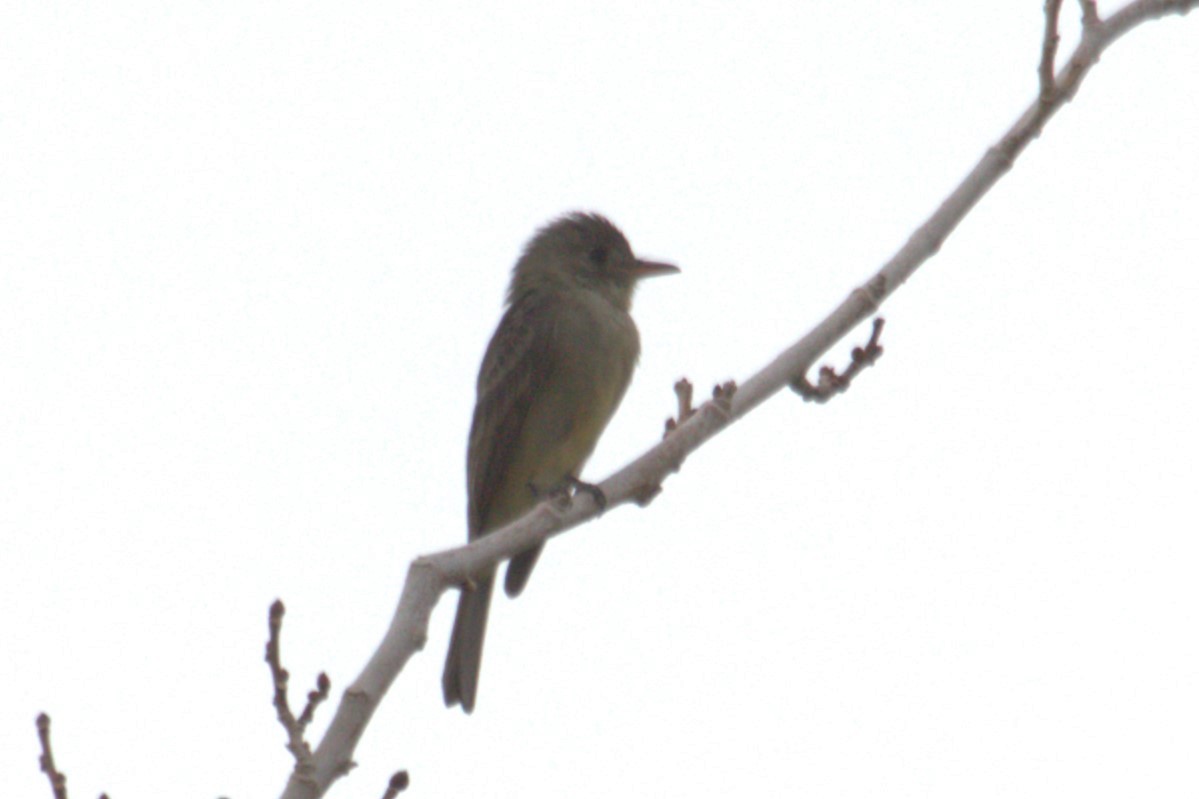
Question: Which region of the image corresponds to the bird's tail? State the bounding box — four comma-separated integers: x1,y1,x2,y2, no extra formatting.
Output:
442,569,495,713
504,543,544,597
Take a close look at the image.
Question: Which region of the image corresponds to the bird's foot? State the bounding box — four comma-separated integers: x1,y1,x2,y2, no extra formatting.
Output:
527,477,607,513
565,475,608,513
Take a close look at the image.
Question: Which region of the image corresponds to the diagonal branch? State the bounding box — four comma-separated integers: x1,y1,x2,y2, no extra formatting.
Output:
277,2,1198,796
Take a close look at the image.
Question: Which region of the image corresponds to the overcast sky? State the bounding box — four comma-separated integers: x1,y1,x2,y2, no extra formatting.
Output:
3,2,1197,797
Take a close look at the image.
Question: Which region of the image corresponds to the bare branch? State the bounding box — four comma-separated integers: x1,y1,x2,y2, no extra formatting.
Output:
298,672,332,729
792,318,885,403
36,714,69,799
663,378,696,436
266,600,331,782
277,3,1199,796
1040,0,1065,103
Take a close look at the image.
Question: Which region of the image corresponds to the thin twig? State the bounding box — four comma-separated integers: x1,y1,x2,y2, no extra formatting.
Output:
791,318,885,402
381,771,410,798
663,378,696,436
1040,0,1065,102
298,672,332,729
266,600,324,779
36,714,69,799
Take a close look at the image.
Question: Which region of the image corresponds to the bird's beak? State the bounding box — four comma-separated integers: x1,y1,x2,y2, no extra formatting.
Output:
628,258,680,278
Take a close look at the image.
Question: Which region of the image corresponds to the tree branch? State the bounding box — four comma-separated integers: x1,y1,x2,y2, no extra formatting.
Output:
276,2,1198,796
36,714,68,799
791,318,886,402
265,600,330,779
1040,0,1065,104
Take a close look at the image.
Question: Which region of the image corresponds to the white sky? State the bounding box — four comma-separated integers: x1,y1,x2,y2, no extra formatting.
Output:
3,2,1197,797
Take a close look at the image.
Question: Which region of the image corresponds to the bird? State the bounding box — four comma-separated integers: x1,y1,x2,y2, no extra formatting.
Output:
442,212,678,713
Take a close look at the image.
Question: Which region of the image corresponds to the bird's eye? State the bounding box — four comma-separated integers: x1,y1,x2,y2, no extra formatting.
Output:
588,246,608,265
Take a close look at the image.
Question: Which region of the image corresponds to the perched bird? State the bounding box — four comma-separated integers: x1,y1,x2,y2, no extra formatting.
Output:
442,212,678,713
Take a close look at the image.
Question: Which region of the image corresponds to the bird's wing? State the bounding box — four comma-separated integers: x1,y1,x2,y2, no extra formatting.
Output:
466,292,555,538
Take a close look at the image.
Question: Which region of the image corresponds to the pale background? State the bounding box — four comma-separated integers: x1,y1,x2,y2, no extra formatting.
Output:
3,2,1197,797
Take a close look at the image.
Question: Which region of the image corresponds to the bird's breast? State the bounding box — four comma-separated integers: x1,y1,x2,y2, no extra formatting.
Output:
521,297,639,484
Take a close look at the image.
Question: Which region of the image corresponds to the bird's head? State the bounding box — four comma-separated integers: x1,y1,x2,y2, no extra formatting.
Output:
508,212,678,310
